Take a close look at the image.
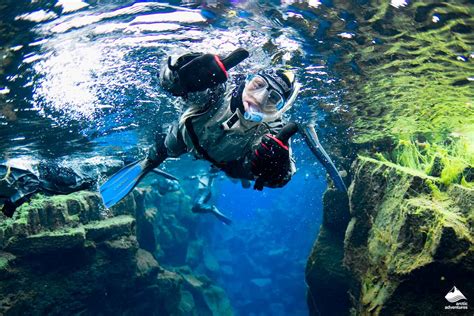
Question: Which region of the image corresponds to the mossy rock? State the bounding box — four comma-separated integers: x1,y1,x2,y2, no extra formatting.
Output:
345,157,473,314
0,191,101,245
180,270,233,316
0,252,15,278
4,227,86,256
84,215,135,242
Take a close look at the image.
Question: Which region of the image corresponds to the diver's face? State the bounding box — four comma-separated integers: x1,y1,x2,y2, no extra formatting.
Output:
242,75,284,116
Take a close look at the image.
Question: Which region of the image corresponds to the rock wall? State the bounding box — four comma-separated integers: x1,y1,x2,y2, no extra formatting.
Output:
305,188,354,316
0,184,233,315
306,156,473,315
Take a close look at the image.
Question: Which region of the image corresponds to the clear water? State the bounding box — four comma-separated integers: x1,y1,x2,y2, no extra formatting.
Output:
1,0,472,314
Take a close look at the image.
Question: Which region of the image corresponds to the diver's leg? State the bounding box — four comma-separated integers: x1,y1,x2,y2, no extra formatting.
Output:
192,202,232,225
192,176,231,225
193,188,211,208
38,161,96,194
241,179,251,188
209,206,232,225
1,192,35,218
147,123,187,167
164,124,187,158
101,125,185,209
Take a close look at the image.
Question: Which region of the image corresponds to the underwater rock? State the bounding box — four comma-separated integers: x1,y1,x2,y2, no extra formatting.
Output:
178,270,233,316
306,187,353,316
84,215,135,242
0,188,230,315
5,227,86,256
0,191,134,244
136,185,234,314
186,239,204,267
345,157,473,315
0,251,15,278
307,156,473,315
178,289,196,314
203,248,220,274
138,186,197,265
136,204,158,253
134,248,162,279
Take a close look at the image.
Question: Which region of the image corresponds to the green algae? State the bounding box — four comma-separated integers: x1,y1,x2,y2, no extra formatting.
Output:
375,136,473,187
326,1,474,190
84,215,135,241
0,256,9,270
31,226,85,238
83,215,134,230
347,4,474,143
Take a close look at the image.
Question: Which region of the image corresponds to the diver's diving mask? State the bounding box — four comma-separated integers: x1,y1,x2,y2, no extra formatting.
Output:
242,73,300,123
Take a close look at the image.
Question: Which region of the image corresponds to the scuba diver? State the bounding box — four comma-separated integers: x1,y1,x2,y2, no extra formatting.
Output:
0,159,113,218
101,48,302,208
187,166,232,225
0,158,176,218
3,48,346,218
101,47,347,209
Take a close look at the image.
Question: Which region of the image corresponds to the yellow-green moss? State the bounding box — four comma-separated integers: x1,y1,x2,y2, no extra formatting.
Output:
375,136,473,188
339,1,473,190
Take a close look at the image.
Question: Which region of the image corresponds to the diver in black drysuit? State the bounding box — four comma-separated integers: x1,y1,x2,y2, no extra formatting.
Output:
0,160,108,218
0,159,177,218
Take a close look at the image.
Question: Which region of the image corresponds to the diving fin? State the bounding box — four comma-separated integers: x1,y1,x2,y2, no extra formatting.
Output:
300,124,348,193
209,206,232,225
100,159,151,208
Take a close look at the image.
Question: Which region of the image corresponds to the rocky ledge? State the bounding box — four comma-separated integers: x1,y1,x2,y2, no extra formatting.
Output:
307,156,473,315
0,186,232,315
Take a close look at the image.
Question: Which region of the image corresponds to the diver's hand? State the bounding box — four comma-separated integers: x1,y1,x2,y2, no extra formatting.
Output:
167,48,249,96
251,134,292,190
163,52,203,96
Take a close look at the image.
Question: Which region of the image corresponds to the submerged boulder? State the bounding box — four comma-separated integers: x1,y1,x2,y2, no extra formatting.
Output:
178,269,233,316
306,188,353,316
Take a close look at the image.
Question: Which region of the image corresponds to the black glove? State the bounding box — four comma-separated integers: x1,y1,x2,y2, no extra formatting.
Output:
251,123,299,190
251,134,292,190
167,48,249,96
